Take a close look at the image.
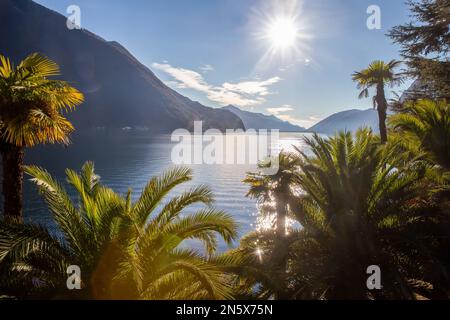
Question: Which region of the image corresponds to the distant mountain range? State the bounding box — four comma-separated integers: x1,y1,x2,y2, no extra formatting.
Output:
222,105,306,132
222,105,380,135
309,109,379,134
0,0,244,133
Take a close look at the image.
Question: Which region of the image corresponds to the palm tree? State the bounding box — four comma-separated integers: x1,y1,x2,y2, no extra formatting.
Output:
0,53,84,220
389,99,450,171
291,129,422,298
243,152,299,299
352,60,403,143
387,99,450,298
108,167,238,300
225,229,305,300
0,163,238,299
235,130,429,299
244,152,299,239
0,162,120,298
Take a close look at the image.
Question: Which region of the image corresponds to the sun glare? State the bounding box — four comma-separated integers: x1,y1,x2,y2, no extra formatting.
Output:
267,17,298,50
252,0,313,71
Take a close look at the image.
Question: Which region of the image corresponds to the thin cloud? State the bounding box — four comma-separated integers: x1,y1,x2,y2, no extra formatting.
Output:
152,63,210,92
222,77,281,96
152,62,282,108
200,64,214,73
207,88,265,107
266,105,294,115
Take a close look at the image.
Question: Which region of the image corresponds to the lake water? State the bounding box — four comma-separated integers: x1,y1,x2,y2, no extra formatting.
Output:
21,130,312,251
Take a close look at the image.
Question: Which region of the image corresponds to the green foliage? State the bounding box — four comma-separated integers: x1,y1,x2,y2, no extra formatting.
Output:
291,130,424,298
352,60,404,100
244,152,299,237
234,129,450,299
352,60,404,143
0,163,238,299
390,99,450,171
389,0,449,58
388,0,450,99
0,53,84,220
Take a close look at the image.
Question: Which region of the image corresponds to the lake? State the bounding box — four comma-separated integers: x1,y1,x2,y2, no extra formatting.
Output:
20,130,312,251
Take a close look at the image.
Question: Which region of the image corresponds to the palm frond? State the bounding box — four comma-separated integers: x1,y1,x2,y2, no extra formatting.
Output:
132,166,193,226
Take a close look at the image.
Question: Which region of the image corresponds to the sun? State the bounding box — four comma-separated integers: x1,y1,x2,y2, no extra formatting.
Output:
267,16,299,50
253,1,313,69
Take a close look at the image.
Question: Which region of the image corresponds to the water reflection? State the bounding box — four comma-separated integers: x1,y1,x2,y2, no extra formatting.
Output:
15,130,313,251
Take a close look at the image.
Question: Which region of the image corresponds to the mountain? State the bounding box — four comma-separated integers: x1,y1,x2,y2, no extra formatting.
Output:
308,109,379,134
0,0,244,133
223,105,306,132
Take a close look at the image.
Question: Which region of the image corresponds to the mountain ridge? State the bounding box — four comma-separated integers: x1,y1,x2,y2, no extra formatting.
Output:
308,108,379,134
0,0,244,133
223,105,306,132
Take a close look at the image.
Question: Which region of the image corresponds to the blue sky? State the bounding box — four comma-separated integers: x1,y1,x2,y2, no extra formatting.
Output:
35,0,411,127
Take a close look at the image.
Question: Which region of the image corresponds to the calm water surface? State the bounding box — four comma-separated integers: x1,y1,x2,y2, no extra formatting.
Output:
21,130,312,250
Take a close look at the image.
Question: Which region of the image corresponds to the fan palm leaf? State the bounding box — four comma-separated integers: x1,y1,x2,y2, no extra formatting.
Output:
352,60,403,143
0,53,84,220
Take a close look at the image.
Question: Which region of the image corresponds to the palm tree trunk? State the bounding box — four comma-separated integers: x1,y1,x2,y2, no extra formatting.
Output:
1,142,24,221
376,84,388,144
274,193,290,299
377,105,388,144
276,201,287,239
